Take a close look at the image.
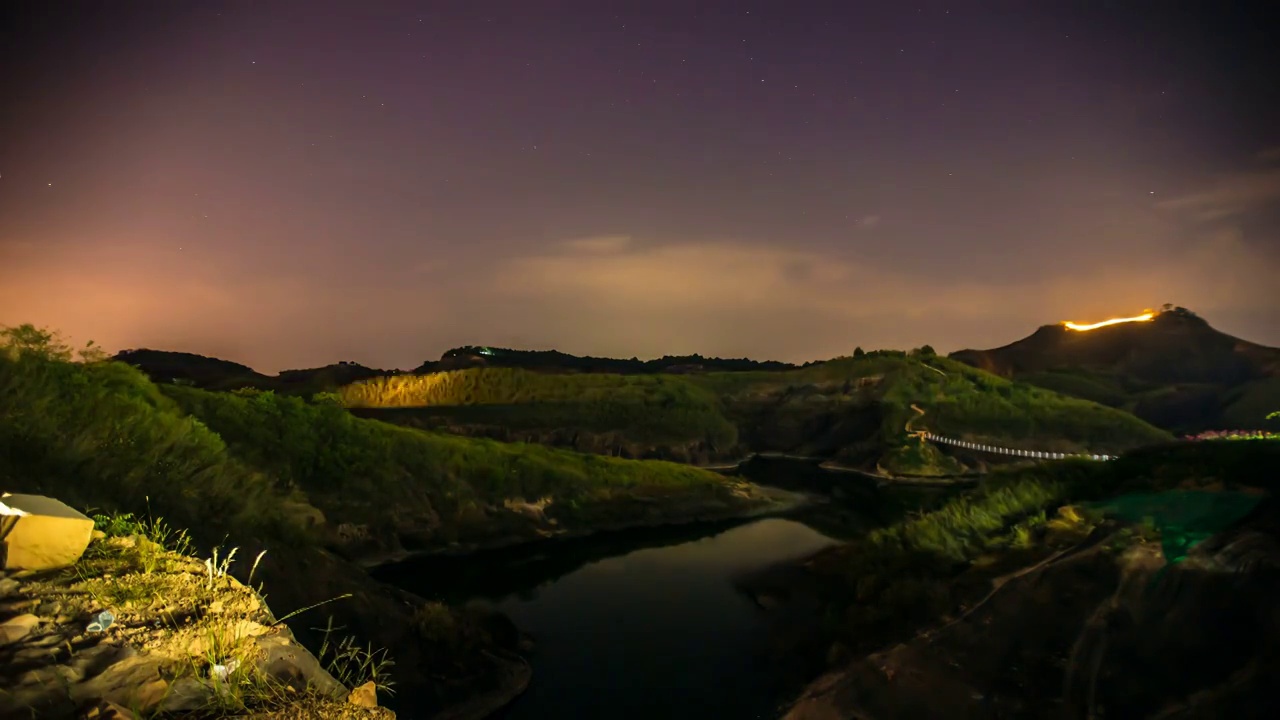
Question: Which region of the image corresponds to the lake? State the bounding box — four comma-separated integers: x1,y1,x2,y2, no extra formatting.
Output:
377,517,838,719
374,462,949,719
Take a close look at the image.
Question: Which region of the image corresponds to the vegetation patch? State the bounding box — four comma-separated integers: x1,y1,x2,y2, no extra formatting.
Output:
339,351,1171,471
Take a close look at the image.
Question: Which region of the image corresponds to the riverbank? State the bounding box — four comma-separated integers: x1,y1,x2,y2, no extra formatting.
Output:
355,481,812,568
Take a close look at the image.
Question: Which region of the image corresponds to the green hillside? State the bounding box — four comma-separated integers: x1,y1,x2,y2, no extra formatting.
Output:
0,326,779,556
340,351,1173,475
341,367,738,450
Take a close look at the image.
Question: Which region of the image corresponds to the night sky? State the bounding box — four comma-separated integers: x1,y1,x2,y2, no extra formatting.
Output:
2,1,1277,372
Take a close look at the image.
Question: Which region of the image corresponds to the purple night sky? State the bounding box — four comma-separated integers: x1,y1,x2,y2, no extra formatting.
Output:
2,1,1277,372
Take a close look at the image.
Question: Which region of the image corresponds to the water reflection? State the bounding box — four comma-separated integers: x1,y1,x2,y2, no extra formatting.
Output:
377,518,839,720
373,459,952,719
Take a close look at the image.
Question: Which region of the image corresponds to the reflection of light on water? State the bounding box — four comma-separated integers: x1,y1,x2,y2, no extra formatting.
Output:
486,518,840,720
573,518,837,579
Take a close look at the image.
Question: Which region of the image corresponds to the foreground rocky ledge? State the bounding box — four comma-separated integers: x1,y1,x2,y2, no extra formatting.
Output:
0,532,394,720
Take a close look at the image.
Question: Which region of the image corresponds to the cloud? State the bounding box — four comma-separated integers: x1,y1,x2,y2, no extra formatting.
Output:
1156,154,1280,221
473,231,1280,361
858,214,881,229
560,235,632,254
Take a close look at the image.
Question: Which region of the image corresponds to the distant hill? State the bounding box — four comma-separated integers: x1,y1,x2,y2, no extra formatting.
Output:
113,349,401,395
343,351,1171,475
113,345,793,394
113,349,270,390
949,307,1280,433
414,345,798,375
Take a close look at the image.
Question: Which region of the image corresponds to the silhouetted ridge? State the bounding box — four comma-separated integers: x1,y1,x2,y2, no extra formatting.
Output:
414,345,797,375
949,307,1280,432
114,350,400,393
113,349,268,389
950,308,1268,385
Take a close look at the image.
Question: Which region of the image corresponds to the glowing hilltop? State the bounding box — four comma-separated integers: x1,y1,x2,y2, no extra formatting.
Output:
1061,310,1157,332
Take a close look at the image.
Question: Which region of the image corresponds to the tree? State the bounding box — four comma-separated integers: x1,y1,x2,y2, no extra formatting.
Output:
919,344,936,357
1,323,108,363
1,323,72,361
853,347,866,358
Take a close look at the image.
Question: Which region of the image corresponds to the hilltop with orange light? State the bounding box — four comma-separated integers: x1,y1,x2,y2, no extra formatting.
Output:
950,306,1280,433
1061,310,1156,332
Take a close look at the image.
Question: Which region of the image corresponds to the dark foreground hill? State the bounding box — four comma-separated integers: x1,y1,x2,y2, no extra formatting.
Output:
949,307,1280,433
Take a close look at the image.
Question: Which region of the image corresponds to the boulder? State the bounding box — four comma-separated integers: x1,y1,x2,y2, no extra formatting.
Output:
1,493,95,571
0,612,40,646
348,680,379,707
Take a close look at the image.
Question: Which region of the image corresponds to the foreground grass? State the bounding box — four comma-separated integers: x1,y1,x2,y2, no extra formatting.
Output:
35,511,394,718
807,439,1280,651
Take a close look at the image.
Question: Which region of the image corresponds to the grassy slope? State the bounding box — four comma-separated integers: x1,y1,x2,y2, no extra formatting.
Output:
720,354,1171,447
0,347,759,553
161,384,752,542
341,368,739,448
1220,377,1280,431
340,354,1171,474
0,350,299,545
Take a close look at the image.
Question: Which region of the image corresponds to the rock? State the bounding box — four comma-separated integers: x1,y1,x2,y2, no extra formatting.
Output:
0,576,19,597
255,630,348,699
157,677,216,713
348,680,379,707
79,699,138,720
69,655,170,713
0,612,40,646
0,493,95,570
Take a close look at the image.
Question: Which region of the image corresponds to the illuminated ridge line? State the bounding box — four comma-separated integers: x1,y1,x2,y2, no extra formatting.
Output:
1061,311,1155,332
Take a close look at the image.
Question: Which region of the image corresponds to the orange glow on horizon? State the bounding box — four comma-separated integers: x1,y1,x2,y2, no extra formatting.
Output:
1061,311,1156,332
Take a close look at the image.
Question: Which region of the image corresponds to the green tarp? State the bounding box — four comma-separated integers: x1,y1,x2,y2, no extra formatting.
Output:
1085,490,1264,564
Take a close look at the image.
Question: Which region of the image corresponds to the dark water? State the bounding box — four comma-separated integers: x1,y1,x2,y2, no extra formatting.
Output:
374,462,950,719
378,517,837,719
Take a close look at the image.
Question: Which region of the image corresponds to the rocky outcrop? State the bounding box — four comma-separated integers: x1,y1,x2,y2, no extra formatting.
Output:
242,543,533,720
0,531,394,720
783,499,1280,719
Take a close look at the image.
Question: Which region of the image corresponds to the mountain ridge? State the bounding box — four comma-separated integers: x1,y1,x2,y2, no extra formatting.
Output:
948,307,1280,432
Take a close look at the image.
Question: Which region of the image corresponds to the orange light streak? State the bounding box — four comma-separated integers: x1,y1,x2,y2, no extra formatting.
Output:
1061,311,1156,332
